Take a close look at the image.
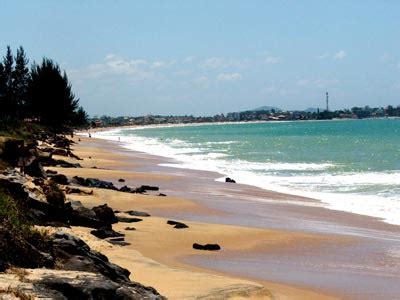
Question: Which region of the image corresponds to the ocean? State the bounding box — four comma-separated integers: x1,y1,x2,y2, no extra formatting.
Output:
93,118,400,225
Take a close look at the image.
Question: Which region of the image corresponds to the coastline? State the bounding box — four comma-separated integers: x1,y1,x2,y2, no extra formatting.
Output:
64,135,400,299
62,136,341,299
86,120,400,226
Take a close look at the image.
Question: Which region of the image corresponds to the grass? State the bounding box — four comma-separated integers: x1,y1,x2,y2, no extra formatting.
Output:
0,187,52,269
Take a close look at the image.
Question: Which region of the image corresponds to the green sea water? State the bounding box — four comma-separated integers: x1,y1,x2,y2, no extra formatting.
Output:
95,118,400,224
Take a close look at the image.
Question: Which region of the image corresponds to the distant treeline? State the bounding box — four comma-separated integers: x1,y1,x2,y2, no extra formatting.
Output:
0,46,87,129
90,104,400,127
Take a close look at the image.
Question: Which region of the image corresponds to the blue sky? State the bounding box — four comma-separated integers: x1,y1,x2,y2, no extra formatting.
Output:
1,1,399,116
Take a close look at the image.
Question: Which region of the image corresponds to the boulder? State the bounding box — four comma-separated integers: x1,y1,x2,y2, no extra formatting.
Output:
73,176,117,190
24,159,47,179
92,204,118,224
0,269,165,299
117,217,143,223
136,185,159,192
50,174,69,185
52,232,131,282
120,185,134,193
225,177,236,183
46,169,58,175
167,220,188,229
193,243,221,251
108,239,131,246
118,178,125,182
1,139,24,166
126,210,151,217
125,227,136,231
91,228,124,239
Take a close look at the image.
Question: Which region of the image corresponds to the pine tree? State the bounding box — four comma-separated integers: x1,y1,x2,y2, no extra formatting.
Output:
0,62,6,119
12,46,29,117
27,58,79,126
2,46,14,118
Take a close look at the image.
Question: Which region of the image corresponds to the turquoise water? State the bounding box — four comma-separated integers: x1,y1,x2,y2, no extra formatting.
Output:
94,119,400,225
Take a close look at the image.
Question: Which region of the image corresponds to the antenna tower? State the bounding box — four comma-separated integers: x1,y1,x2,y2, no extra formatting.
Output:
326,92,329,112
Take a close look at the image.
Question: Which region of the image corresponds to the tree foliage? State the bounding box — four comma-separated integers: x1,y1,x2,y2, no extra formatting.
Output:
27,58,79,126
0,45,88,129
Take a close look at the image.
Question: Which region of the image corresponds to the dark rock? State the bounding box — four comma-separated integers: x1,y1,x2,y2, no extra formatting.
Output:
120,185,134,193
134,185,160,193
108,237,125,242
1,139,24,166
193,243,221,251
50,174,69,185
0,260,5,272
158,193,167,197
126,210,150,217
118,178,125,182
117,217,143,223
75,205,95,216
125,227,136,231
65,187,93,195
25,159,47,179
225,177,236,183
109,240,131,246
52,148,69,156
73,176,117,190
32,177,45,186
139,185,159,191
40,157,81,168
37,272,164,299
91,227,124,239
92,204,118,224
46,169,58,175
52,232,131,282
45,183,66,207
167,220,189,229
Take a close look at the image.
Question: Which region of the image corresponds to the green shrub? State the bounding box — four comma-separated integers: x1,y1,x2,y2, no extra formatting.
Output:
0,189,52,269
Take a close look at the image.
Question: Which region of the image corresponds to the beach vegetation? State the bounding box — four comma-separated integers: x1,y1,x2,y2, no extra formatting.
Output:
0,45,88,131
0,187,52,269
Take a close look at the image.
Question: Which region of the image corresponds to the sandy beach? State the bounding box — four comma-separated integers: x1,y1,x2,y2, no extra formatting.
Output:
47,135,400,299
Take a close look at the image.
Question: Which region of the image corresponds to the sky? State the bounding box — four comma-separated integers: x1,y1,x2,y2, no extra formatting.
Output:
1,1,400,117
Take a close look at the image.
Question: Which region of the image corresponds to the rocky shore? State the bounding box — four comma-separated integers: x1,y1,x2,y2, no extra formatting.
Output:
0,130,342,300
0,132,164,299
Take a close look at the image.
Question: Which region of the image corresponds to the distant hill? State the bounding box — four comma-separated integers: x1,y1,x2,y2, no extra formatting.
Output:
248,105,282,112
304,107,319,113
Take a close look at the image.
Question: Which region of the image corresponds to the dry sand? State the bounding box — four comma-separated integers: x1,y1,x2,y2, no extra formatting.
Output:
46,136,342,299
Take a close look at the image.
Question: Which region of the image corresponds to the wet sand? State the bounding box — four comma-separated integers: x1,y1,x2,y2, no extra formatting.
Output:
58,136,400,299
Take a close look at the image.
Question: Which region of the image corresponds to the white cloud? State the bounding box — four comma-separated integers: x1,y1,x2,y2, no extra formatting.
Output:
316,52,330,59
199,57,250,70
296,79,310,86
265,56,281,64
334,50,347,60
200,57,225,69
150,61,166,69
379,53,392,63
193,75,209,85
217,72,242,81
297,78,338,88
183,56,195,64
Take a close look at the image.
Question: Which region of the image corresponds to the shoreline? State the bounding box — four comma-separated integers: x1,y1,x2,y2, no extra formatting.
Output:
65,135,400,299
64,136,342,299
88,123,400,227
